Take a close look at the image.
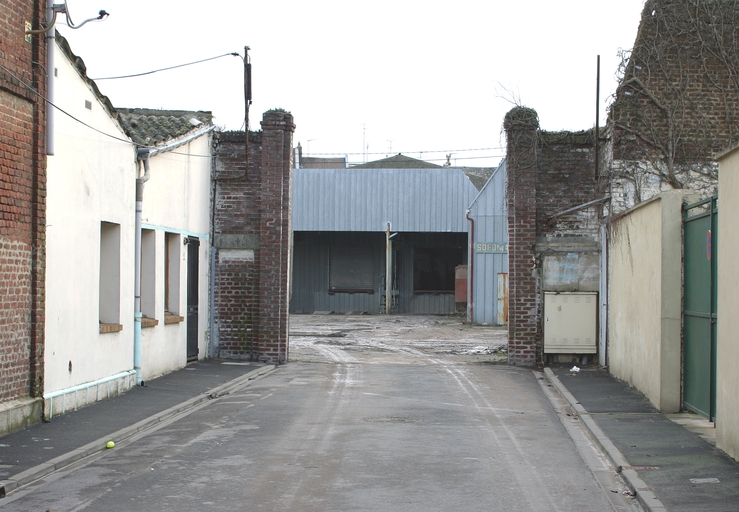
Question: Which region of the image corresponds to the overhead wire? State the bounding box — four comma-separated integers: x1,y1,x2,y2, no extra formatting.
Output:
1,48,240,153
4,53,503,164
89,53,241,81
0,62,134,146
308,147,505,157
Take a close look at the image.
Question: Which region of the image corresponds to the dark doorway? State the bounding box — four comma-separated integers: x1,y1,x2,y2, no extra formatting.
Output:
413,246,464,292
186,237,200,361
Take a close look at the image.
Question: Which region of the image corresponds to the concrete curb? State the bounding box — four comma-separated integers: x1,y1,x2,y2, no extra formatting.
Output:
543,367,668,512
0,365,276,497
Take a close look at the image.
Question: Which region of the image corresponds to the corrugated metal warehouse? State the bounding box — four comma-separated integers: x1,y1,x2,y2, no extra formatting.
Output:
290,155,507,320
465,160,508,324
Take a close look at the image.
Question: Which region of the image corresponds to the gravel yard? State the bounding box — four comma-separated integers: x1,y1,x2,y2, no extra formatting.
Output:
289,314,508,364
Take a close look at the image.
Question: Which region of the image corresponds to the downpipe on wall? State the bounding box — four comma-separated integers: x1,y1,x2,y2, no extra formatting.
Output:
133,148,151,385
466,210,475,323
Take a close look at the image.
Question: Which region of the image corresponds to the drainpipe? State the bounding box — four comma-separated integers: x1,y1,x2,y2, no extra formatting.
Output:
466,210,475,323
46,0,55,155
134,148,151,385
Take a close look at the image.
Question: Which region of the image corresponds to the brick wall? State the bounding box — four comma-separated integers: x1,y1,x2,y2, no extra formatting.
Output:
0,0,46,400
505,107,599,367
212,111,294,363
537,131,598,237
608,0,739,209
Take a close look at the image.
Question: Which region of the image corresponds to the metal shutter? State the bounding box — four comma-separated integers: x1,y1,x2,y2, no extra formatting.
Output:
329,246,374,292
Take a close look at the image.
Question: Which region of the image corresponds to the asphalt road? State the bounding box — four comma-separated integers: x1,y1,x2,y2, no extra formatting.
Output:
1,315,638,511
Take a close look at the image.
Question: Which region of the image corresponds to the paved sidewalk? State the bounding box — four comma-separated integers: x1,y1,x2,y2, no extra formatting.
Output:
0,360,274,497
546,366,739,512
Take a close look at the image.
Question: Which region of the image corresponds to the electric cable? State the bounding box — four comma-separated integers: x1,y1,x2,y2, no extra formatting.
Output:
2,61,502,164
308,147,505,157
90,53,241,81
0,62,134,146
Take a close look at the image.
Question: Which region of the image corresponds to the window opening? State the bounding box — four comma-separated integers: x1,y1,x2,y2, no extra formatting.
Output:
99,222,121,324
165,232,181,314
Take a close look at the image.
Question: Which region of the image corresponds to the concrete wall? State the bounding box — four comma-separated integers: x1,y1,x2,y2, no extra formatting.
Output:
45,40,136,401
542,250,599,292
716,147,739,462
608,190,694,413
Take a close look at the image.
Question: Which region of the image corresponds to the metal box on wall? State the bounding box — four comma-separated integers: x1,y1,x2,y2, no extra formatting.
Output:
544,292,597,354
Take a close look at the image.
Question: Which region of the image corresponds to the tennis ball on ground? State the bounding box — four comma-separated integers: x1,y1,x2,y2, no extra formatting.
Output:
106,441,115,449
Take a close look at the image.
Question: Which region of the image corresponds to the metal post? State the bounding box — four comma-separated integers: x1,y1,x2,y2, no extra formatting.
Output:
385,223,392,314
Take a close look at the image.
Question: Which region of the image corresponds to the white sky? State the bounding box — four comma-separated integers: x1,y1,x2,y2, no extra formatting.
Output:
57,0,646,167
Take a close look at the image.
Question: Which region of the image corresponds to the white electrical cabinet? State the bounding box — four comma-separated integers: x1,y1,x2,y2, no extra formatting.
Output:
544,292,597,354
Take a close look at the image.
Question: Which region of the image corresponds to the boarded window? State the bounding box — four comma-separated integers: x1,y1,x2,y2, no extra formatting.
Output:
141,229,156,319
329,246,374,293
99,222,121,324
165,232,181,314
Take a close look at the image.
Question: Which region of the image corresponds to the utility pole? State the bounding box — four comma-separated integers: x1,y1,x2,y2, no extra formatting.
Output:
244,46,252,176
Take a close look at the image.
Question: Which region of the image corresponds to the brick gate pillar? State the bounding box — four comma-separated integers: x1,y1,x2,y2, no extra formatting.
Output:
256,111,294,363
212,110,294,364
504,107,541,366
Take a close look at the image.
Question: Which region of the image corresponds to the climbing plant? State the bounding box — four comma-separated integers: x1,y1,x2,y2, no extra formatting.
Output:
608,0,739,205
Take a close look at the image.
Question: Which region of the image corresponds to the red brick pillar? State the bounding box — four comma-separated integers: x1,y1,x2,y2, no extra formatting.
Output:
256,111,294,363
504,107,541,367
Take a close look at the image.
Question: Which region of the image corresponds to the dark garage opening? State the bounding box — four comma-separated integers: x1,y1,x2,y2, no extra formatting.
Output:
413,246,464,293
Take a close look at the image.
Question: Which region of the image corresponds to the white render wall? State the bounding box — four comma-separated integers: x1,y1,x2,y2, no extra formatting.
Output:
45,39,213,413
717,147,739,463
607,190,696,413
139,135,212,380
45,40,137,398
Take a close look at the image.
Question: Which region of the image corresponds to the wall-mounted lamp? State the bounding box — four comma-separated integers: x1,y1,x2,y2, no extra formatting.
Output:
25,2,109,35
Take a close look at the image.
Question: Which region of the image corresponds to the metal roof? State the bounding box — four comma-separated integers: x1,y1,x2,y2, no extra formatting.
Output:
293,167,481,232
352,154,442,169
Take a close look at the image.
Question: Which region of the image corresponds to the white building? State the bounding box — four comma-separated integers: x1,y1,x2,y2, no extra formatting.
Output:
44,33,214,417
118,107,214,379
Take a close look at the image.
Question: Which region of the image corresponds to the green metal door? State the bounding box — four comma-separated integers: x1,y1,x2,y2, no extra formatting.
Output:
683,196,717,421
